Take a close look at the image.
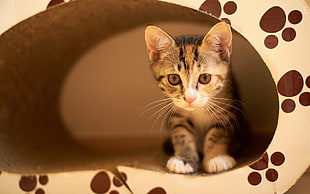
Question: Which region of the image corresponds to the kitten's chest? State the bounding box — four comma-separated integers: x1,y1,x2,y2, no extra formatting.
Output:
186,109,214,153
186,109,214,131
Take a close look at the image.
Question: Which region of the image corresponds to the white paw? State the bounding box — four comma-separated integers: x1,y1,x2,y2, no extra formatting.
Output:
166,157,194,174
204,155,236,173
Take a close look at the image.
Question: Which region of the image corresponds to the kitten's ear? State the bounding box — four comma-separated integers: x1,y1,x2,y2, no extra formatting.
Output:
201,22,232,61
145,25,175,62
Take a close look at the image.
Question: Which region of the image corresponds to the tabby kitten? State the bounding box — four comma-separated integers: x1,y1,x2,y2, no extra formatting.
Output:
144,22,246,174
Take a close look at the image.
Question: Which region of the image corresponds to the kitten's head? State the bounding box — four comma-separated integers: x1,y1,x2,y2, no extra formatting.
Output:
145,22,233,111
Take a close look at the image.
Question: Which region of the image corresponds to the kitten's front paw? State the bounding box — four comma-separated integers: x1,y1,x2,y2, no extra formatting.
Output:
166,157,196,174
204,155,236,173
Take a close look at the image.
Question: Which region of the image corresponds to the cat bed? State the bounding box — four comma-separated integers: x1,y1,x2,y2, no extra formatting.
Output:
0,0,309,193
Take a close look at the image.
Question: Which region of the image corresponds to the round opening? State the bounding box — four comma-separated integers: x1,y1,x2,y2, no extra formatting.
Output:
0,0,278,173
61,21,279,171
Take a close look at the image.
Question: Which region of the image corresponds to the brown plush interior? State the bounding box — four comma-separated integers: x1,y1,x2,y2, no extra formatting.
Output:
0,0,278,174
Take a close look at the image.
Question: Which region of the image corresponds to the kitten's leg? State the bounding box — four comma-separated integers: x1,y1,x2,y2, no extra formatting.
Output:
166,126,199,174
203,127,236,173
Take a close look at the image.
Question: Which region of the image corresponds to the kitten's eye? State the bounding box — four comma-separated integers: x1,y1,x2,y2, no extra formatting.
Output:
168,74,181,85
198,73,211,84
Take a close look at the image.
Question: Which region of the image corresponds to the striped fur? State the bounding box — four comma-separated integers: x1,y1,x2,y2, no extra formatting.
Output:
145,22,247,174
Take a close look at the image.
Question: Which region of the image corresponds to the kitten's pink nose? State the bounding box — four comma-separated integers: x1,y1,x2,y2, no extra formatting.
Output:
184,96,196,104
184,88,196,104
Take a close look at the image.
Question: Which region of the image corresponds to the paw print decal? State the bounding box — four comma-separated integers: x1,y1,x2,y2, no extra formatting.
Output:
90,171,127,194
47,0,64,8
277,70,310,113
247,152,285,186
199,0,238,24
260,6,303,49
19,175,48,194
147,187,167,194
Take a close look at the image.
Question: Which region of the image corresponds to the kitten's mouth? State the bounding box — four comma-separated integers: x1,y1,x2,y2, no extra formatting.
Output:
184,107,197,111
179,103,203,111
173,99,205,111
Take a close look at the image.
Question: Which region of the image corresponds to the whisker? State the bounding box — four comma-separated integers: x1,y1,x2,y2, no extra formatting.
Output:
210,101,238,124
204,104,218,126
208,98,247,118
205,100,239,135
209,96,246,108
160,104,176,134
147,101,173,123
204,103,229,135
140,98,172,109
146,101,174,135
153,102,174,128
136,97,175,136
138,98,172,118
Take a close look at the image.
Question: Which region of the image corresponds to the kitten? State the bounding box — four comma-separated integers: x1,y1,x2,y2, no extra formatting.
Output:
144,22,247,174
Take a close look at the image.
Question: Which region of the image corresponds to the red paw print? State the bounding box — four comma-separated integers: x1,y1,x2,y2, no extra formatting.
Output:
277,70,310,113
247,152,285,186
260,6,303,49
19,175,48,194
199,0,238,24
47,0,65,8
147,187,167,194
91,171,128,194
91,171,167,194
